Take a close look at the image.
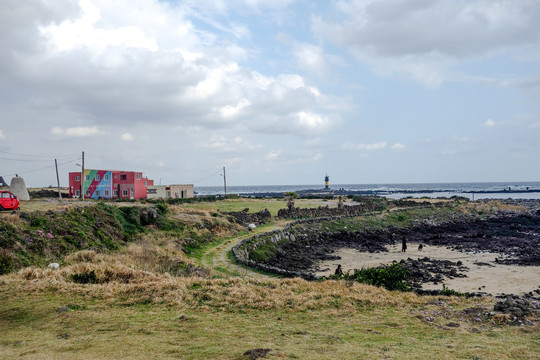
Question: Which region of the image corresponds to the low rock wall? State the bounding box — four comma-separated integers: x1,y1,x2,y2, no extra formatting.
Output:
277,203,386,219
232,214,373,279
233,206,441,279
221,209,271,226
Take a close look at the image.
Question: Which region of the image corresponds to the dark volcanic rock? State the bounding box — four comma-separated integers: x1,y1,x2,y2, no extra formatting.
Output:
222,209,271,227
398,257,469,289
494,296,533,317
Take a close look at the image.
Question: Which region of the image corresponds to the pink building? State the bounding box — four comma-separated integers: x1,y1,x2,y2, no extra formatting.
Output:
68,169,154,199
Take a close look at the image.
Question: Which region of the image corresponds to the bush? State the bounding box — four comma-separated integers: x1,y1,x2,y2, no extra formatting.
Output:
71,270,98,284
0,249,15,275
337,262,411,291
155,203,168,215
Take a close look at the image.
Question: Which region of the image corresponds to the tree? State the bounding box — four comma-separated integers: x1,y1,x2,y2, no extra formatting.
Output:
284,192,298,211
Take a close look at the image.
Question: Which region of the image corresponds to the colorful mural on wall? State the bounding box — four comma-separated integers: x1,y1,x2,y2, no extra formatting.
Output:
83,170,112,199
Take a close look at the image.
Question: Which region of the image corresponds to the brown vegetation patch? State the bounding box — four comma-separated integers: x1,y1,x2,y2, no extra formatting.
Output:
6,262,433,311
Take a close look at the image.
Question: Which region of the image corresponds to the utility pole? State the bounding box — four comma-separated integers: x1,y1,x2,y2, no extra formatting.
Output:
81,151,85,200
223,166,227,196
55,159,62,201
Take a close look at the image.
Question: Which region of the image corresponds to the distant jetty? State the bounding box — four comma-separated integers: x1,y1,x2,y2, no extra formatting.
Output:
238,187,540,198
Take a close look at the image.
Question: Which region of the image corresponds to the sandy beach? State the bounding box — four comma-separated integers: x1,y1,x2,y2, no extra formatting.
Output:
314,244,540,296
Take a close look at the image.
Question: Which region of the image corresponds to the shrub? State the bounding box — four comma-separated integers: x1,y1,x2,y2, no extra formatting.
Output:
0,248,15,275
155,203,168,215
71,270,98,284
338,262,411,292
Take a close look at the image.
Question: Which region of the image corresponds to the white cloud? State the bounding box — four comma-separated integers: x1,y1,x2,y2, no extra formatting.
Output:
120,133,133,141
359,141,387,151
266,150,282,160
483,119,496,127
51,126,102,137
312,1,540,86
293,43,328,75
197,134,260,153
343,141,387,151
0,130,5,139
220,99,250,118
297,111,329,130
391,143,406,151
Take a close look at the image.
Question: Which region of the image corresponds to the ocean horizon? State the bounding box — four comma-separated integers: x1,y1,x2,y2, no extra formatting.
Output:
195,181,540,200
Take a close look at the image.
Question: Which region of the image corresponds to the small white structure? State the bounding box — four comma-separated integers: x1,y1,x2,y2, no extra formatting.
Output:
9,176,30,200
48,263,60,269
147,184,194,199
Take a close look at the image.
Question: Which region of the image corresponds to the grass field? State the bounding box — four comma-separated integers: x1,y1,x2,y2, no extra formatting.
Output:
179,197,342,217
1,198,538,359
1,275,538,360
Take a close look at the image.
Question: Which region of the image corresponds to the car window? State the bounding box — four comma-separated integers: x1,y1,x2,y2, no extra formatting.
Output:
2,193,10,198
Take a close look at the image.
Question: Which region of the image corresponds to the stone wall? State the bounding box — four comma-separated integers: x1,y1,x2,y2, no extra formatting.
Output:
232,215,360,279
221,209,272,226
233,205,440,279
277,202,386,219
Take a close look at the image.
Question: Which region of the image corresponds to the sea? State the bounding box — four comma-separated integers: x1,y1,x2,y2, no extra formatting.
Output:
195,181,540,200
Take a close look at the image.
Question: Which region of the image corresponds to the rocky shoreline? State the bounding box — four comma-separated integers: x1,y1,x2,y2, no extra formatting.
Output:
234,200,540,296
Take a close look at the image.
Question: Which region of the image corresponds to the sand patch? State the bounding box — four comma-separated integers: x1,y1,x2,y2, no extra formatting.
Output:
314,245,540,296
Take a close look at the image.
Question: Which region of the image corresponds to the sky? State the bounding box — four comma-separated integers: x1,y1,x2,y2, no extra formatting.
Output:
1,0,540,187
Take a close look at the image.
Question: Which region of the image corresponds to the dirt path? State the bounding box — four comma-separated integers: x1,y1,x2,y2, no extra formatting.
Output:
201,220,291,279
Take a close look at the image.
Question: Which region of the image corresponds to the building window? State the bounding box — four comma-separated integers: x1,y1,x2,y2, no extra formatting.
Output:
104,190,109,196
147,189,157,194
95,190,100,197
144,181,147,186
75,176,80,181
75,190,80,197
85,190,90,196
122,189,128,196
95,174,100,181
85,175,90,181
136,174,141,180
104,174,110,181
120,175,127,180
114,190,118,196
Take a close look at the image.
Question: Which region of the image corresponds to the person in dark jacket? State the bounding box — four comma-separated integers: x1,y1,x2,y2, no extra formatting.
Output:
335,264,344,276
401,237,407,252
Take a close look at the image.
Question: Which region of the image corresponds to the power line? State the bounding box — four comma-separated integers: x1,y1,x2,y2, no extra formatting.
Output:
0,156,62,163
4,157,80,177
0,150,80,158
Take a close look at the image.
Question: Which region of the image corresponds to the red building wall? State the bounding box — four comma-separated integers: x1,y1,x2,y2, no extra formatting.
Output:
69,169,153,199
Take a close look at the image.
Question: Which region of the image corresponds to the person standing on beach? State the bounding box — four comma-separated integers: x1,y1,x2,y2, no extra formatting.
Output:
335,264,344,276
401,237,407,252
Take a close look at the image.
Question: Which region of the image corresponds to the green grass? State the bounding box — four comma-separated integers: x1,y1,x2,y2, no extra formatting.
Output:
316,206,460,233
181,198,341,217
0,286,538,360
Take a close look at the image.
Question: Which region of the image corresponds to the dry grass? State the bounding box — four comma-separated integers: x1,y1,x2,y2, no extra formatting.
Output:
459,200,526,214
6,261,457,312
0,213,26,228
2,268,538,360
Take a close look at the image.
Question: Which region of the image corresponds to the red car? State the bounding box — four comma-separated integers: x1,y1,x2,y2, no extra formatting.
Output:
0,191,20,211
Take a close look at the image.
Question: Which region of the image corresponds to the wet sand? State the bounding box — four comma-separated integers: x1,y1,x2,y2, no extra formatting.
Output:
314,245,540,296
